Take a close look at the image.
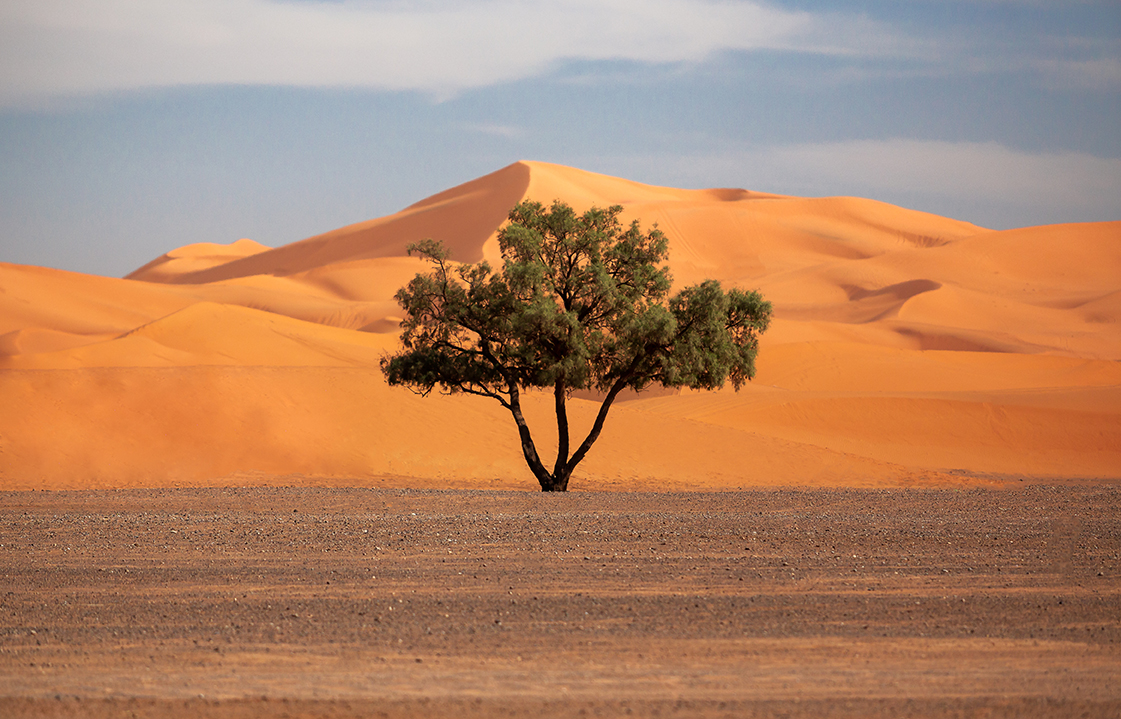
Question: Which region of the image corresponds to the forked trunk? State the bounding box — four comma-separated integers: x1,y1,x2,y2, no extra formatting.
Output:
538,469,572,492
538,378,628,492
507,378,628,492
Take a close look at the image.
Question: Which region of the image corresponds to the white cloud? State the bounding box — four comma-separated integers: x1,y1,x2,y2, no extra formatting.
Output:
464,122,526,139
6,1,1111,107
0,0,885,105
1037,57,1121,90
751,140,1121,206
588,140,1121,228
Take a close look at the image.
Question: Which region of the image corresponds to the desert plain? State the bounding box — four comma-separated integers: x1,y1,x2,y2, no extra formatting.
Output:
1,161,1119,716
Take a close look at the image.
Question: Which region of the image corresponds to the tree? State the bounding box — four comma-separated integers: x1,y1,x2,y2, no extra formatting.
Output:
381,200,772,492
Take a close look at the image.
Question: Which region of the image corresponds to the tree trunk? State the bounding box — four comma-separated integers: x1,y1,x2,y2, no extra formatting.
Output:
539,468,572,492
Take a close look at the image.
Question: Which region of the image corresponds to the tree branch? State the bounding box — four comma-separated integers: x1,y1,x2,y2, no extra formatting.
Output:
447,382,511,409
505,382,552,490
563,374,628,476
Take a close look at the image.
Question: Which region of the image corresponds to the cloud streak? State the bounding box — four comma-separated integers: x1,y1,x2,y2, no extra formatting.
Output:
593,140,1121,229
753,140,1121,208
0,0,896,105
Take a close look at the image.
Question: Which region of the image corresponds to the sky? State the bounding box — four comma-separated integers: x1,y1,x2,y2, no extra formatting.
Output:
1,0,1119,277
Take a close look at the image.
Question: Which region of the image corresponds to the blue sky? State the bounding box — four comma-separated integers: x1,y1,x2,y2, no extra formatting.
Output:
2,0,1118,277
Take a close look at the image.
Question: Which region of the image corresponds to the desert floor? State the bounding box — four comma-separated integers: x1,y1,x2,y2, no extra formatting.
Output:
1,485,1118,718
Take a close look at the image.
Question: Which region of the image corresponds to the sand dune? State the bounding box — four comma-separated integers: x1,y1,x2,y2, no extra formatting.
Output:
1,161,1118,490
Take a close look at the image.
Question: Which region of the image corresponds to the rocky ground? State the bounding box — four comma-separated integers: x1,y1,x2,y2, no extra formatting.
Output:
1,485,1119,718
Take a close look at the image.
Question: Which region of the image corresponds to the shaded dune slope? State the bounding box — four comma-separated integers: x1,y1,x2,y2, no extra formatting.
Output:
127,163,531,285
1,161,1118,489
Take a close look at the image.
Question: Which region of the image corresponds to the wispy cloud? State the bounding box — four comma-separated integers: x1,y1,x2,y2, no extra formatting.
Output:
0,0,897,106
591,140,1121,229
463,122,527,139
749,140,1121,207
1037,57,1121,90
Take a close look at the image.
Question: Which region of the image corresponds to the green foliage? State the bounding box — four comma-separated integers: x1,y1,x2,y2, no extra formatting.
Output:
381,200,772,491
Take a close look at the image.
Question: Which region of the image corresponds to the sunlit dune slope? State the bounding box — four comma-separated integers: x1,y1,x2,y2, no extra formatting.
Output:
1,161,1118,490
1,366,970,491
644,344,1121,479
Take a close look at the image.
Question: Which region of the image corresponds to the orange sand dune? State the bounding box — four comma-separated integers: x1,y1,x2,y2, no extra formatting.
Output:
1,161,1118,490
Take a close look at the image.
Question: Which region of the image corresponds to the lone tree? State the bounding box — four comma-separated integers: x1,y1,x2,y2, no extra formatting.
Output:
381,200,772,492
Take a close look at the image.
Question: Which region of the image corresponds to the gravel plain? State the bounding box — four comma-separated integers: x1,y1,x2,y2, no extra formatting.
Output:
1,485,1119,718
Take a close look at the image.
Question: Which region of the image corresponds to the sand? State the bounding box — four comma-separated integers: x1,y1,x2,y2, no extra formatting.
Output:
2,160,1118,491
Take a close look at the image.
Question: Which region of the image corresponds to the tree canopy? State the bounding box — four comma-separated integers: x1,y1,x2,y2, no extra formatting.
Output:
381,199,772,491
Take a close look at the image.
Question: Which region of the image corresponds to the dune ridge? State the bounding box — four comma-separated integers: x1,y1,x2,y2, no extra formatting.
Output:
125,238,271,283
1,161,1118,490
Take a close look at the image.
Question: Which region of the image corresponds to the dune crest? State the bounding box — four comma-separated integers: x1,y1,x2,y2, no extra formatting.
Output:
1,162,1118,490
127,238,271,283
